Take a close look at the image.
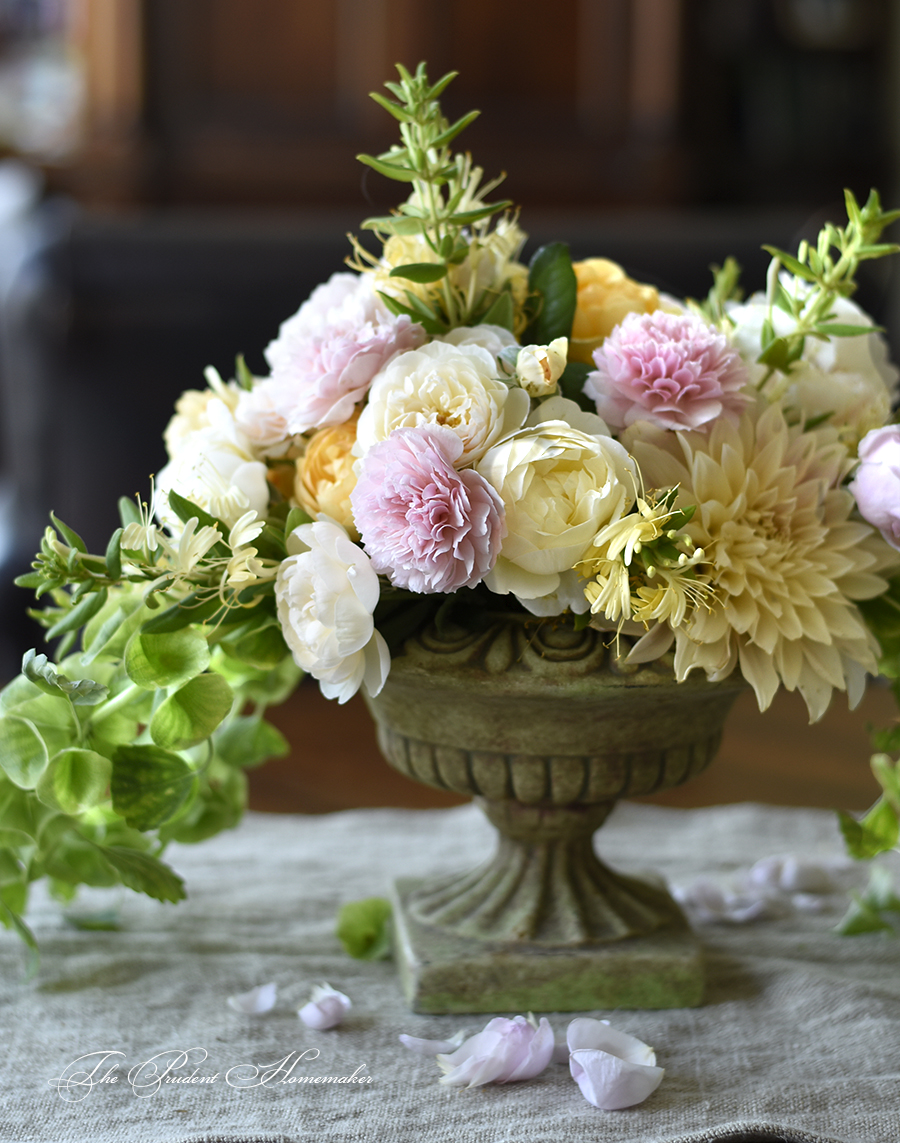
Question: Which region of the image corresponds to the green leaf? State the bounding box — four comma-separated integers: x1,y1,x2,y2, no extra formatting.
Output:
14,572,43,590
815,322,877,337
50,512,87,553
336,897,392,960
871,753,900,810
447,201,514,226
46,587,109,640
227,625,288,670
835,893,896,936
125,628,211,689
92,842,186,903
150,674,234,751
478,290,514,332
838,800,899,860
355,153,418,182
284,507,313,540
367,90,411,122
22,650,108,706
215,716,289,769
0,897,39,978
360,214,425,236
118,496,141,527
105,529,123,580
761,246,817,282
0,716,50,789
111,744,195,830
235,353,255,390
863,864,900,913
526,243,577,344
389,261,448,283
36,749,111,815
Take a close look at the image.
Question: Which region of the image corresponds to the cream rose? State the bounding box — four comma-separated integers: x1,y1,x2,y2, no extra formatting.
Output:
275,521,389,704
356,341,530,465
476,420,637,602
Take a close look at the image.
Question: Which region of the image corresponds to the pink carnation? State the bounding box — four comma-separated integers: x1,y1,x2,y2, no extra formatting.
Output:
264,274,425,433
350,425,506,594
584,310,749,431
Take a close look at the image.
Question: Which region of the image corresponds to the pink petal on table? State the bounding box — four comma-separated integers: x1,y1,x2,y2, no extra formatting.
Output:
399,1030,468,1056
298,982,351,1030
227,983,277,1015
436,1015,555,1088
569,1047,664,1110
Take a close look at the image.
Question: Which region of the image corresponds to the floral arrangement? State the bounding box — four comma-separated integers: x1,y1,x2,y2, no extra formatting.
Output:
3,62,900,958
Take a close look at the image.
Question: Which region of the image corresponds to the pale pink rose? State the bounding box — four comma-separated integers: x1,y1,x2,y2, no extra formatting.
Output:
849,426,900,550
434,1015,555,1088
585,309,748,431
350,425,505,594
264,272,425,433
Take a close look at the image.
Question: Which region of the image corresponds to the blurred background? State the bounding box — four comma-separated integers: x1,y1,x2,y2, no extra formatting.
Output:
0,0,898,810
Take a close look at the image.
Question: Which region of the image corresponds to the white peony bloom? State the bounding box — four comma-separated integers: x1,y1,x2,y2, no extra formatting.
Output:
356,340,530,465
728,283,898,446
275,520,389,704
156,397,270,532
476,420,637,601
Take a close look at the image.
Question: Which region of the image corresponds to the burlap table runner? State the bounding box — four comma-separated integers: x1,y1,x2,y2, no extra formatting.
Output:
1,802,897,1143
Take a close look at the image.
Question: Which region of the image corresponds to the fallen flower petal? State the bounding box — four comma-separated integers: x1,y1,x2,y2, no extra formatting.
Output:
435,1014,555,1088
566,1018,664,1109
746,854,840,894
298,982,351,1030
399,1029,469,1056
672,876,769,924
227,982,277,1015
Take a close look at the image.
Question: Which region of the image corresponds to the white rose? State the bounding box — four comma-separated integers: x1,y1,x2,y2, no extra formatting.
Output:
476,420,637,601
516,337,568,397
163,368,241,459
156,397,270,531
275,521,389,704
437,324,518,360
356,341,530,465
728,283,898,443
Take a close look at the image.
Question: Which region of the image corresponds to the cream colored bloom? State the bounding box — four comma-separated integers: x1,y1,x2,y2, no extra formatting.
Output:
624,404,890,721
476,420,637,601
295,418,360,538
356,340,529,465
516,337,568,397
164,367,241,459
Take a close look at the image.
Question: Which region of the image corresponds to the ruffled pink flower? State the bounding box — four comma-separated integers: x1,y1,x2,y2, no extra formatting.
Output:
264,273,425,433
849,425,900,550
350,425,505,594
585,309,748,431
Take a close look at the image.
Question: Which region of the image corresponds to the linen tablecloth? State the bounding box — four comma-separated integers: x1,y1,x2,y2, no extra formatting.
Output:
1,801,898,1143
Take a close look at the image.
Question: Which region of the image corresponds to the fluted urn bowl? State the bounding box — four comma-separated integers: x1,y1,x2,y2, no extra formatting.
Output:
363,617,746,1013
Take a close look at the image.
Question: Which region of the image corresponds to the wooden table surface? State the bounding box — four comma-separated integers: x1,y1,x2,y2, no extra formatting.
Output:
249,677,897,815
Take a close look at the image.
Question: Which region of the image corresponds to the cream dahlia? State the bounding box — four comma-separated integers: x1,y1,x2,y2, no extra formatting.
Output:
623,404,893,721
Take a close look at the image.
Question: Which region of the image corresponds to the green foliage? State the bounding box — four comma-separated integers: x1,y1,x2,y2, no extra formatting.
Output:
836,867,900,936
336,897,393,960
524,244,577,344
150,673,234,751
125,628,210,689
111,745,195,830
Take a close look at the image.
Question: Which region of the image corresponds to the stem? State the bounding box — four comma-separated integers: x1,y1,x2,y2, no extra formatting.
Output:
89,682,144,727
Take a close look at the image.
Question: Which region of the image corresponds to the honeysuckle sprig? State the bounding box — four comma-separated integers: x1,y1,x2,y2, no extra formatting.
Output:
756,188,900,378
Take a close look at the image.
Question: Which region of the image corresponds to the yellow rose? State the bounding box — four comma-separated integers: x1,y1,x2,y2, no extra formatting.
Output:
295,418,359,539
569,259,660,365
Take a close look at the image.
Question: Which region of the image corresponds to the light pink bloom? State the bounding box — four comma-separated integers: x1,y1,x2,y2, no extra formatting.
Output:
434,1014,555,1087
567,1018,664,1110
585,309,748,431
351,425,506,594
399,1029,469,1056
849,426,900,550
298,983,351,1030
264,272,425,433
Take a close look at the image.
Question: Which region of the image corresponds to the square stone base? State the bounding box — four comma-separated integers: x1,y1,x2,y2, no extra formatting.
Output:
390,878,704,1013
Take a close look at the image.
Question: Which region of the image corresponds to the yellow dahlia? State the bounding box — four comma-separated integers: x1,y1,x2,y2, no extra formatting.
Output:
623,404,894,722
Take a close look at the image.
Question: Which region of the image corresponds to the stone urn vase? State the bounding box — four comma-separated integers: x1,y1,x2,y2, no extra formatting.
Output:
363,617,746,1014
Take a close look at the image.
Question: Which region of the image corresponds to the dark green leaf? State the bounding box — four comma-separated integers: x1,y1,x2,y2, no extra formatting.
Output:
558,361,594,412
526,243,577,344
447,201,513,226
431,109,480,149
140,593,225,635
164,492,229,555
49,513,87,554
284,507,313,539
111,744,195,830
478,290,514,332
227,625,288,670
355,153,418,182
105,529,123,580
118,496,142,527
336,897,392,960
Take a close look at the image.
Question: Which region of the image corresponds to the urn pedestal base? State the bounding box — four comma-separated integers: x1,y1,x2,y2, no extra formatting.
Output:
391,877,703,1014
